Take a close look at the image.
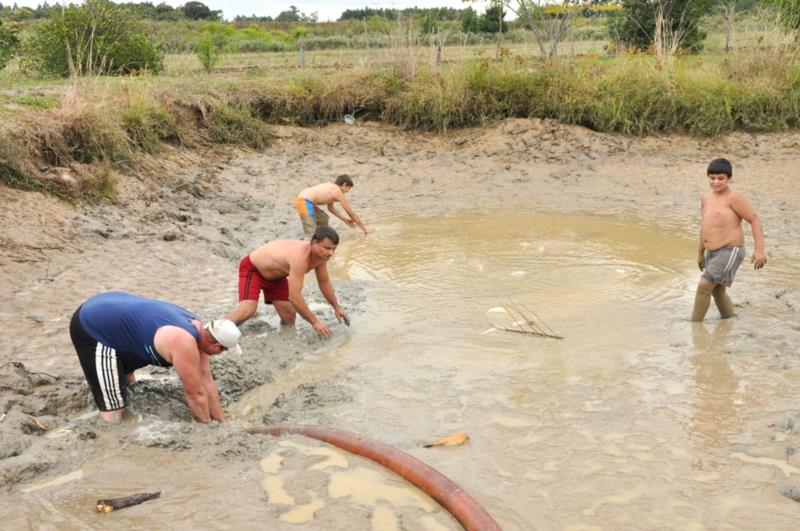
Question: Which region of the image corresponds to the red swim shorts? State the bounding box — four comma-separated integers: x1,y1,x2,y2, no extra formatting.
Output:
238,255,289,303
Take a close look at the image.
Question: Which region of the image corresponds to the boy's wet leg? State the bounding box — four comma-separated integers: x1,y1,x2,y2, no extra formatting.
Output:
712,284,736,319
691,278,715,322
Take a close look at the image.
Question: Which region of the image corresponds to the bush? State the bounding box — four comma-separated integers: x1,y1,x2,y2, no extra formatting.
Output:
609,0,714,53
194,34,220,73
0,135,39,191
0,19,18,70
24,0,163,77
207,102,272,148
121,96,180,153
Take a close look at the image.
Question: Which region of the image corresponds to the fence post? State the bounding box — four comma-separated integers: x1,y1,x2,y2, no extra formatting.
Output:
300,39,305,69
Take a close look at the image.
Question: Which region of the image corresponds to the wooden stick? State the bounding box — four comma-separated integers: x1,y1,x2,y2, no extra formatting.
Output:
96,492,161,513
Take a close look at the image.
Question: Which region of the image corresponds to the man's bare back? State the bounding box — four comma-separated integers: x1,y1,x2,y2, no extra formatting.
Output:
298,182,342,206
700,189,746,251
248,239,315,280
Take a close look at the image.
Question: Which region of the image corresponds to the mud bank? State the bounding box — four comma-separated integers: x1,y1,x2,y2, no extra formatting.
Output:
1,119,799,528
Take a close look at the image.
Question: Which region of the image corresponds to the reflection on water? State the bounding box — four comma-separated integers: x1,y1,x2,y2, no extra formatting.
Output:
315,212,799,529
689,320,738,449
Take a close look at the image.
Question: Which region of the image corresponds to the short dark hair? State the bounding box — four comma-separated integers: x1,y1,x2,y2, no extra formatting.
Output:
707,158,732,177
312,225,339,245
335,174,353,187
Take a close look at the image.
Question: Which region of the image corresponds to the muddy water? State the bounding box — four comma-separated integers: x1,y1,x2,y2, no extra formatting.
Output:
236,211,800,528
4,208,800,530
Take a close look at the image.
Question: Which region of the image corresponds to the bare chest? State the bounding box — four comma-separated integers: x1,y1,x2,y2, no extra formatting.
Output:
702,200,739,226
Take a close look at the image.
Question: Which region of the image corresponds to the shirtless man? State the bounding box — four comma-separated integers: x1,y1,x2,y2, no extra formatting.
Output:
295,175,368,236
691,158,766,322
70,291,241,422
225,226,349,338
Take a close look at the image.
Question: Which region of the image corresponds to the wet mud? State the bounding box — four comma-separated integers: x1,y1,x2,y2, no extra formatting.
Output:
1,119,799,528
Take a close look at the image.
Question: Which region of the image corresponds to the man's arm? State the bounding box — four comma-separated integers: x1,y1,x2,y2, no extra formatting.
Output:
331,192,368,234
315,263,349,326
732,193,766,269
326,203,356,228
167,331,212,422
199,353,224,421
287,258,332,337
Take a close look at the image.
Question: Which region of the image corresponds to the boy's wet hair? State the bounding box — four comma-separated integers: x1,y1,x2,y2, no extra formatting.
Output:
707,158,732,177
335,174,354,187
312,225,339,245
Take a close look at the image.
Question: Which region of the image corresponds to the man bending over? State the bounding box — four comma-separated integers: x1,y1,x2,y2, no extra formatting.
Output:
226,226,350,338
295,174,369,236
70,291,240,422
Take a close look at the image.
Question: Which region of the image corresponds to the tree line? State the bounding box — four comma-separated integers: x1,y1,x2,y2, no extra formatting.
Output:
1,0,800,77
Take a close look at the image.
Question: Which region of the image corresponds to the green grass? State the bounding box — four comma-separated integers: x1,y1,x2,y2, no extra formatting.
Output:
0,19,798,201
11,94,57,107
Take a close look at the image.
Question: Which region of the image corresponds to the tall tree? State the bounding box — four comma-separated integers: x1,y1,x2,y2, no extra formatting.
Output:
480,2,507,33
484,0,579,58
609,0,715,53
461,6,480,32
181,1,221,21
275,5,301,22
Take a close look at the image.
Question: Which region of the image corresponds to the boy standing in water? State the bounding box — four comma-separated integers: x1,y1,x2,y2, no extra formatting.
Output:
691,158,766,322
295,175,369,236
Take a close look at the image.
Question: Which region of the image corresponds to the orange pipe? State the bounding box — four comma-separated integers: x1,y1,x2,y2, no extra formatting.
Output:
247,424,502,531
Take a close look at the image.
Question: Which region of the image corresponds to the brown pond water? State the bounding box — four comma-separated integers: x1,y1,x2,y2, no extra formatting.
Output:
7,209,798,530
4,116,800,531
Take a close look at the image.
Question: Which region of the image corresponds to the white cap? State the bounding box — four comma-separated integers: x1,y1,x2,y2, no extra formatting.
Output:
205,319,241,349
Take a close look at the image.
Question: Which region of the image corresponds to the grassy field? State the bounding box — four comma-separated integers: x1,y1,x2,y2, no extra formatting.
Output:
0,12,798,199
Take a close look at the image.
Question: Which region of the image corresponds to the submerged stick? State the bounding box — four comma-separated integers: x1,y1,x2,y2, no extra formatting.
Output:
505,301,544,336
96,491,161,513
519,302,561,338
500,301,563,339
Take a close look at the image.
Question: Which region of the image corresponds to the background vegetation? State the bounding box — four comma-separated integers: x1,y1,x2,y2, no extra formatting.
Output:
0,1,799,199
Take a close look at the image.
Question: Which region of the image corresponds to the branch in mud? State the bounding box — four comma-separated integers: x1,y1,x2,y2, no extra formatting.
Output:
96,491,161,512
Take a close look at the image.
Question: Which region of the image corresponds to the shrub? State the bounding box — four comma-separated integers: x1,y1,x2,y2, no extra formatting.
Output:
0,135,38,191
207,102,272,148
121,95,180,153
609,0,715,53
24,0,163,77
0,19,18,70
194,33,220,73
34,88,132,165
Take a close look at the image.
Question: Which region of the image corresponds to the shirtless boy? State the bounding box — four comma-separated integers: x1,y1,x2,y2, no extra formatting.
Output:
691,158,766,322
225,226,349,338
295,175,368,236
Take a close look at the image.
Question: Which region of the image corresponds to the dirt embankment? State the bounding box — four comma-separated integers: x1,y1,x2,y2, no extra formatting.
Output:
1,118,799,491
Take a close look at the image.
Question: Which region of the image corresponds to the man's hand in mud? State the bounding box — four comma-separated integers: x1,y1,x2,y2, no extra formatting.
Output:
312,320,333,338
335,307,350,326
752,251,767,270
697,252,705,272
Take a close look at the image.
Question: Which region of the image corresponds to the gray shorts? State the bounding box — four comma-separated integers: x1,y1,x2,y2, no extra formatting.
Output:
703,246,745,287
